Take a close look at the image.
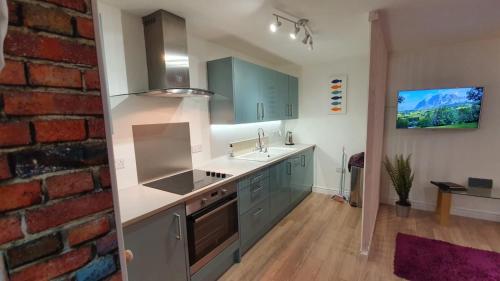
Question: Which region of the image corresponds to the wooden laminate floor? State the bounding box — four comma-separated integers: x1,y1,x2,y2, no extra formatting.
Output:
220,193,500,281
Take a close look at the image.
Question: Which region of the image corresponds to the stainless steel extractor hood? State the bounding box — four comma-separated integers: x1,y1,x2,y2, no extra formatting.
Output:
140,10,213,98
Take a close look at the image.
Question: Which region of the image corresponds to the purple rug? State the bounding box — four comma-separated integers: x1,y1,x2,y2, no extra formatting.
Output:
394,233,500,281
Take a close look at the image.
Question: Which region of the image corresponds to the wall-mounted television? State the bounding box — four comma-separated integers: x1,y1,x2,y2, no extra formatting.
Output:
396,87,484,129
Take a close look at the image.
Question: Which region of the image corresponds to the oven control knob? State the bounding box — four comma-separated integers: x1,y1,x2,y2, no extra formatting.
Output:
221,173,226,178
211,172,216,177
206,171,210,176
220,189,228,195
216,172,221,178
201,198,208,205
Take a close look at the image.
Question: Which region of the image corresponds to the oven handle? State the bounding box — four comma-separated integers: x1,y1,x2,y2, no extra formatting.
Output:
174,213,182,240
193,198,238,223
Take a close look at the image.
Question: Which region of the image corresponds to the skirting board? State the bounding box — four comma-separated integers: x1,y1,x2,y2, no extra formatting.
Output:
312,186,338,195
382,196,500,222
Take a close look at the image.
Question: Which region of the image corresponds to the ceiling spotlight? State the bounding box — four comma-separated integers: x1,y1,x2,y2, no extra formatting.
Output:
269,16,282,33
289,24,300,40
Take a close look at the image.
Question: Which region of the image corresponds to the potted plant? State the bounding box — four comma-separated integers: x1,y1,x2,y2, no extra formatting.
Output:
383,154,414,217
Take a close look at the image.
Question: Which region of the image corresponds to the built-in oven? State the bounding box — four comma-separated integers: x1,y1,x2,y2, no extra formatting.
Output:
186,182,239,274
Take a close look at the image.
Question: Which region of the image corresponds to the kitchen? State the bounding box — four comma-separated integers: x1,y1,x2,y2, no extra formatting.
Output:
96,0,369,280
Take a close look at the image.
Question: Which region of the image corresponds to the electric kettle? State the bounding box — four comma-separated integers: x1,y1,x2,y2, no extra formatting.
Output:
285,131,294,145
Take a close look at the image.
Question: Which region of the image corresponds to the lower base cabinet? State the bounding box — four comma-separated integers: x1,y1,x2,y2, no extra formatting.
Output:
239,147,314,255
124,204,189,281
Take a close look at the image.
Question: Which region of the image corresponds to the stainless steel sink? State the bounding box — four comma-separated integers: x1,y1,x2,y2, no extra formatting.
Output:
233,147,297,162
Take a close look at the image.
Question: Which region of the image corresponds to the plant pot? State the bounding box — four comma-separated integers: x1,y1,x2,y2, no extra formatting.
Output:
395,202,411,217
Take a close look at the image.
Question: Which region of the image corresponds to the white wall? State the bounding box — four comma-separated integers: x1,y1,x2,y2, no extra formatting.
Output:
285,56,370,195
382,37,500,221
97,1,128,96
98,5,300,189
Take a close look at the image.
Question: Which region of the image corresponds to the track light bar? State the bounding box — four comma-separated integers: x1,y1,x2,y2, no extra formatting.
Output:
270,13,314,51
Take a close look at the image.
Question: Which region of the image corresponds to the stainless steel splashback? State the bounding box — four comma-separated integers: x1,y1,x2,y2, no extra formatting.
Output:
132,123,192,183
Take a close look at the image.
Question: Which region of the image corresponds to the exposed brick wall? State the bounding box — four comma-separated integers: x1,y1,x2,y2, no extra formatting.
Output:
0,0,120,280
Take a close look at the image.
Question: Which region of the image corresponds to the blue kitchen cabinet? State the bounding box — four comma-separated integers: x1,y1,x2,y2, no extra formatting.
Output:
289,156,304,205
207,57,298,124
238,147,314,256
261,67,289,122
123,204,189,281
287,76,299,119
290,147,314,206
238,170,272,254
269,160,291,223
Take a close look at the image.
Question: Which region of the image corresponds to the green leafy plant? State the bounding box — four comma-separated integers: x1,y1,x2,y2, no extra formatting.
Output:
383,154,414,206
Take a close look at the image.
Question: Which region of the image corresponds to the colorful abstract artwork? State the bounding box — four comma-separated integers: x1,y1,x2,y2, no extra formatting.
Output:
329,74,347,114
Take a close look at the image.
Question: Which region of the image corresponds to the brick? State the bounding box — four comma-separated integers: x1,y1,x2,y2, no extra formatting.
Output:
0,181,41,212
75,255,116,281
7,0,21,25
26,191,113,233
76,17,94,39
0,60,26,85
12,142,108,178
96,232,117,255
0,216,23,245
68,217,110,246
83,69,100,90
7,234,63,268
88,119,105,138
34,119,86,143
0,121,31,147
4,30,97,66
23,3,73,36
46,171,94,199
99,167,111,188
3,92,103,116
28,63,82,88
0,155,12,180
41,0,87,13
10,247,92,281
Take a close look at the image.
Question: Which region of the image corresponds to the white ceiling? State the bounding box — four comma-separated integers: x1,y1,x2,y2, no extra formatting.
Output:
102,0,500,67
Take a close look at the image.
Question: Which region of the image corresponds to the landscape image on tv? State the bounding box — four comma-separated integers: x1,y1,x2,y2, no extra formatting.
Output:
397,87,484,129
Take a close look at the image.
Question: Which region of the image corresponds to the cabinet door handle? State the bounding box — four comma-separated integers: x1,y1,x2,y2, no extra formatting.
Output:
257,103,260,120
261,103,265,120
251,184,264,194
287,162,292,175
174,213,182,240
301,155,306,167
251,174,263,183
253,208,264,217
290,104,293,117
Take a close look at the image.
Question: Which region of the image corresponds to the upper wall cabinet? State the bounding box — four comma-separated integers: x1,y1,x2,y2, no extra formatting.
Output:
207,57,299,124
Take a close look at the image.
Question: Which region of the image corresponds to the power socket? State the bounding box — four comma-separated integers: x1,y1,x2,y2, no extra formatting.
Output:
192,144,202,153
115,158,125,170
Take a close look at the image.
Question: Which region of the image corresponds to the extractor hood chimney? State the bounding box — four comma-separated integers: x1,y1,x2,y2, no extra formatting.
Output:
141,10,213,97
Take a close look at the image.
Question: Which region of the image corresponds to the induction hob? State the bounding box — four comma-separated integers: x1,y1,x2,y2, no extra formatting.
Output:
143,169,232,195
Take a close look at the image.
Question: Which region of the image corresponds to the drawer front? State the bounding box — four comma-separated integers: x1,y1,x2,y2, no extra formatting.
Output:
238,168,270,188
238,176,269,215
240,199,270,254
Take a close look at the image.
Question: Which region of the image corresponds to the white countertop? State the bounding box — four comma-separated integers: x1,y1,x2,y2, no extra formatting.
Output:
118,143,315,227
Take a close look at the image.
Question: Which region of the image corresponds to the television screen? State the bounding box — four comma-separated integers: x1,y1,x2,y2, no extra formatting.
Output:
396,87,484,129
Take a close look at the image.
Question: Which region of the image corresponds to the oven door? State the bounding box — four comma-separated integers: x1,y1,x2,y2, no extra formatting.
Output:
187,193,238,274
